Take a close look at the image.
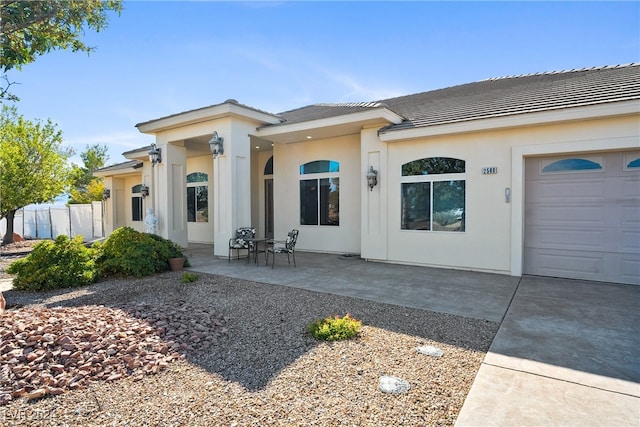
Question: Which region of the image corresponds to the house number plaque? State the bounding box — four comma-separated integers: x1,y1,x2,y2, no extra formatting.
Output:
482,167,498,175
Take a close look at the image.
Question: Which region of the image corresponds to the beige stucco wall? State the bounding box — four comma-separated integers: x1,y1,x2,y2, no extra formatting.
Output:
102,100,637,277
368,113,639,275
273,134,361,254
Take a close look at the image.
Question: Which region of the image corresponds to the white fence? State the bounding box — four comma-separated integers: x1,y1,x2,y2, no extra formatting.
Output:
0,202,104,242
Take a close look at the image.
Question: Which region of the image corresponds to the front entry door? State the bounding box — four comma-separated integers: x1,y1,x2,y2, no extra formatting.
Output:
265,179,274,239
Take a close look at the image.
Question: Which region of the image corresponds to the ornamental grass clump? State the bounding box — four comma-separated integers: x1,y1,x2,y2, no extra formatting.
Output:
308,314,362,341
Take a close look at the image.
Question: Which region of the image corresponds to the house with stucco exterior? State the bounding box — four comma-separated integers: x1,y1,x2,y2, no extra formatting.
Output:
95,63,640,285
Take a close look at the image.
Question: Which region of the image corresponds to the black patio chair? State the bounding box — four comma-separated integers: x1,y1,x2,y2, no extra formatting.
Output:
266,229,299,269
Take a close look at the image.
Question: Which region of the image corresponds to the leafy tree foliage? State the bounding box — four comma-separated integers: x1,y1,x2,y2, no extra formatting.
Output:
68,144,108,204
0,0,122,71
0,0,122,99
0,105,72,244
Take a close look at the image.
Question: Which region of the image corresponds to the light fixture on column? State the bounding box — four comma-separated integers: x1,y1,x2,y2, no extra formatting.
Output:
102,188,111,200
140,184,150,198
148,143,162,166
209,131,224,158
366,166,378,191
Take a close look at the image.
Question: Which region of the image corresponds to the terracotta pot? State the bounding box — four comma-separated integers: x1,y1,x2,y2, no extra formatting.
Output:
168,257,184,271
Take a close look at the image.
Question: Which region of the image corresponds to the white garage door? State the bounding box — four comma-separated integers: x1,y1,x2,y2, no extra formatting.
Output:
524,151,640,285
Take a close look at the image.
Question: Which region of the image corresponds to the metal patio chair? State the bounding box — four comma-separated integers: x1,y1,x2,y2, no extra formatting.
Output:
266,229,299,269
228,227,255,263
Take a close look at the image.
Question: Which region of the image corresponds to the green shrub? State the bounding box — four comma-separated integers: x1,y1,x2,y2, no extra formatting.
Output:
95,227,188,277
308,314,362,341
7,235,98,291
181,272,199,283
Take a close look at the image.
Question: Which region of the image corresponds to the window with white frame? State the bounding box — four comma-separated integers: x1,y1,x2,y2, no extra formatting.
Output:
131,184,143,222
400,157,465,232
187,172,208,222
299,160,339,226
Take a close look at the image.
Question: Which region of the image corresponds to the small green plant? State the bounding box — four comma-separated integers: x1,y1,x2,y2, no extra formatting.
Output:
7,235,98,291
308,314,362,341
181,272,199,283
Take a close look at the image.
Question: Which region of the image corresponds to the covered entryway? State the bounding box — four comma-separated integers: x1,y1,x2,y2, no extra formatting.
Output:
524,151,640,285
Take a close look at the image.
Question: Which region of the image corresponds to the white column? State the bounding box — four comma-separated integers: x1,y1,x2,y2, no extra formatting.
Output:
361,127,388,260
213,123,253,258
156,142,188,247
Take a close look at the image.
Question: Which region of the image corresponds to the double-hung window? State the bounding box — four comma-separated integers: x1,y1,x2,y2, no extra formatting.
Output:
187,172,208,222
299,160,340,226
400,157,465,232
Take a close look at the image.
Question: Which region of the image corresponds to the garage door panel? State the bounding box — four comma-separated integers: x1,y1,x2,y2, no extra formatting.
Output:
530,180,605,203
621,230,640,252
622,176,640,197
525,226,604,251
526,226,637,253
525,153,640,285
525,248,640,284
525,248,603,279
528,204,604,227
622,205,640,225
621,257,640,284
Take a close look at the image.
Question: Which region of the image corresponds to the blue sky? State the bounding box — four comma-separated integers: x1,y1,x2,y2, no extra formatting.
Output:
5,1,640,166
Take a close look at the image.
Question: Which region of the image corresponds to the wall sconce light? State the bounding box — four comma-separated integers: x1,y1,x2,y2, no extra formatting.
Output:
366,166,378,191
140,184,150,199
148,143,162,166
102,188,111,200
209,131,224,158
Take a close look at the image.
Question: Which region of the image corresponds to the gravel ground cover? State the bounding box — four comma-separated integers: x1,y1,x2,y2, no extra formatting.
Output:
0,247,498,426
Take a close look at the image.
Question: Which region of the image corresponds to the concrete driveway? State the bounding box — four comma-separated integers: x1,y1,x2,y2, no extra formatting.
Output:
456,276,640,426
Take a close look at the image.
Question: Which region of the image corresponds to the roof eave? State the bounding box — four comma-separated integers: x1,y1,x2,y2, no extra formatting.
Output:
136,102,281,134
379,100,640,142
256,108,404,143
94,161,143,177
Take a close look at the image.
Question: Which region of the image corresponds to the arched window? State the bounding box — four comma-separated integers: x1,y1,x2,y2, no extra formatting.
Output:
626,157,640,169
187,172,208,222
300,160,339,175
402,157,465,175
300,160,340,226
400,157,465,232
264,156,273,175
131,184,144,222
542,158,602,173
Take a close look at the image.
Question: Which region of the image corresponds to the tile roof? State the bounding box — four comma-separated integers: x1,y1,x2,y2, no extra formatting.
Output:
273,102,387,126
273,64,640,131
135,99,279,129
